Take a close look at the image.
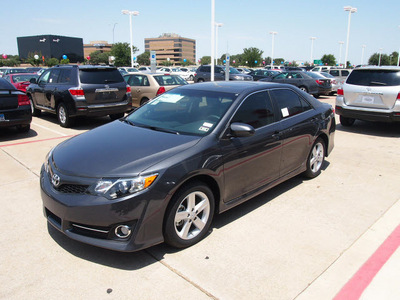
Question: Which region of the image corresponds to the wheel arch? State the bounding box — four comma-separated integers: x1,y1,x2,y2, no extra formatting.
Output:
316,132,329,157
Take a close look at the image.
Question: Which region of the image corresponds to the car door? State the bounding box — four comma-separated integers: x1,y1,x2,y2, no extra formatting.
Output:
42,69,61,108
270,88,318,176
32,69,52,107
220,90,282,203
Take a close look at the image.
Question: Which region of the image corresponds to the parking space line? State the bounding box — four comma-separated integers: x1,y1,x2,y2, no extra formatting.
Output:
32,122,69,136
334,224,400,300
0,135,76,148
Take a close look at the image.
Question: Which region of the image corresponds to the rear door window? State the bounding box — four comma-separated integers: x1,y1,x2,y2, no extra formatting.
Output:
346,69,400,86
270,89,311,119
79,68,124,84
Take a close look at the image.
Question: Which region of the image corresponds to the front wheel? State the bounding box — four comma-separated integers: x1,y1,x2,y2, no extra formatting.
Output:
304,138,325,178
164,181,215,248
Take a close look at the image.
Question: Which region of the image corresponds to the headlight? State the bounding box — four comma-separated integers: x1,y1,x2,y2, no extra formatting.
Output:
43,147,55,173
92,174,158,200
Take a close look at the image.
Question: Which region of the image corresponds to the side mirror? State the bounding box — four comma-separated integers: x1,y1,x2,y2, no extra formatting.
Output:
30,78,37,84
230,122,255,137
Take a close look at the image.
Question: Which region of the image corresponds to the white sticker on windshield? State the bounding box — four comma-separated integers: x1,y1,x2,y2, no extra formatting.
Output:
203,122,213,128
199,126,210,132
281,107,289,117
156,94,184,103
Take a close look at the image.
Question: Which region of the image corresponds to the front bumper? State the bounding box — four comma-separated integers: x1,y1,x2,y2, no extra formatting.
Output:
40,166,167,252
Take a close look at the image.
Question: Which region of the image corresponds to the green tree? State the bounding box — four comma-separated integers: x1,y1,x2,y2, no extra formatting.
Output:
161,60,173,66
110,42,138,67
199,56,211,65
60,58,70,65
26,52,42,66
368,53,390,66
182,59,193,67
389,51,398,66
88,51,109,65
137,51,150,66
274,58,285,66
242,47,263,67
46,58,59,67
321,54,336,66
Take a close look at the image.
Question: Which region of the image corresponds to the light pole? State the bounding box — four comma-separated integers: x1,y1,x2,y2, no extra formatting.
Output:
121,10,139,67
112,23,118,45
344,6,357,68
378,48,383,66
397,25,400,66
211,0,215,81
338,41,344,67
310,37,317,66
269,31,277,68
361,44,366,65
215,22,223,65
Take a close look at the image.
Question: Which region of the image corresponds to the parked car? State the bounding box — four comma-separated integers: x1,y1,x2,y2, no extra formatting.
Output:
3,73,39,92
2,68,32,76
320,72,339,94
0,67,10,77
124,73,188,106
260,71,330,97
248,69,280,81
177,67,196,81
236,68,251,74
119,67,139,73
310,66,335,72
26,65,132,127
40,81,335,252
138,66,152,73
305,71,332,96
194,65,253,82
336,66,400,126
323,69,352,86
0,77,31,132
157,67,191,81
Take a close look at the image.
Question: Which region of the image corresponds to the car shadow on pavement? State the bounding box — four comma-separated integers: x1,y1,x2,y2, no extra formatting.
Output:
0,127,38,142
336,120,400,138
46,161,331,269
37,113,115,131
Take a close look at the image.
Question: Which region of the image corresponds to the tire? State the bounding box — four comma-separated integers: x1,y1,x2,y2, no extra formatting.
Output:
29,95,41,116
16,124,30,133
189,75,194,81
57,102,74,128
197,78,204,83
299,86,308,93
140,98,149,106
164,181,215,248
109,113,124,120
340,116,355,127
304,138,325,178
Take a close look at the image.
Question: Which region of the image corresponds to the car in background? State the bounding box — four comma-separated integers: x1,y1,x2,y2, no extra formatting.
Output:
236,68,251,74
3,73,39,92
260,71,322,96
124,73,188,106
336,66,400,126
0,67,10,77
26,67,44,73
40,81,335,252
0,77,31,132
26,65,132,127
248,69,280,81
320,72,339,94
323,69,352,86
194,65,253,82
138,66,152,73
311,66,334,72
305,71,332,96
119,67,139,73
157,67,192,81
177,67,196,81
2,68,32,76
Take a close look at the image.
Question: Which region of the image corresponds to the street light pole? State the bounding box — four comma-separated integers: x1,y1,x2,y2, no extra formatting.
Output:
378,48,383,66
310,37,317,66
215,22,223,65
338,41,344,67
361,44,366,65
211,0,215,81
344,6,357,68
397,25,400,66
122,10,139,67
269,31,277,68
112,23,118,45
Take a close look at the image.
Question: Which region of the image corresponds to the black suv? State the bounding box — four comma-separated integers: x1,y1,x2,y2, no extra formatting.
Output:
27,65,132,127
194,65,253,82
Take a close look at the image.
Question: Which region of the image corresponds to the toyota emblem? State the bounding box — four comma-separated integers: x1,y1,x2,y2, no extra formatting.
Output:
51,174,61,187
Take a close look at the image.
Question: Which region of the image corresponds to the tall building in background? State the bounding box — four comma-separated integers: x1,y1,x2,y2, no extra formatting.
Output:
17,34,84,63
83,41,112,58
145,33,196,65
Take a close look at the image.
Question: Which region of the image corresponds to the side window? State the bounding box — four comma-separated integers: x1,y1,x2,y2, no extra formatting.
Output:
231,91,275,129
129,75,142,86
275,73,287,79
38,70,51,84
200,66,210,72
58,69,72,84
142,76,150,86
330,70,339,76
48,69,61,83
271,89,311,119
342,70,350,76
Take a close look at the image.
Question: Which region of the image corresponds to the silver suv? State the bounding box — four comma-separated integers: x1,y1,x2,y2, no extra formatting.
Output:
335,66,400,126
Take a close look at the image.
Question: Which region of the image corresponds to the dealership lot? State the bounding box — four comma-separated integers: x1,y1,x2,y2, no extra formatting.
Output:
1,95,400,299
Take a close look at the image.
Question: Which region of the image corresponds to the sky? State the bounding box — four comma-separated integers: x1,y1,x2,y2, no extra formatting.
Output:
1,0,400,65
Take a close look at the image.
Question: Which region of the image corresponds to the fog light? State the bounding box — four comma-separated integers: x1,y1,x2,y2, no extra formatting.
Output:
115,225,131,238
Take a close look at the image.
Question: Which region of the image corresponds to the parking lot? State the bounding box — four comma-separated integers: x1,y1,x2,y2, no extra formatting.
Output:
1,94,400,299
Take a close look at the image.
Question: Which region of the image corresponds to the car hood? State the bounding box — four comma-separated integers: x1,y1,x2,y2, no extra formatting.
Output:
52,120,201,177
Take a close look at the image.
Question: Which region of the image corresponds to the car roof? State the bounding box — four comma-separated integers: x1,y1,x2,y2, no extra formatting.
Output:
353,66,400,71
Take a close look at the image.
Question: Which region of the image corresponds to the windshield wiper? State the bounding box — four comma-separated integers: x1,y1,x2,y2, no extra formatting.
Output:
139,124,179,135
120,119,135,126
369,81,387,86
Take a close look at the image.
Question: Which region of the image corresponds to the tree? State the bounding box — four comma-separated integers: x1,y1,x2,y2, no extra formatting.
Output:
110,42,138,67
274,58,285,66
45,58,59,67
60,58,70,65
26,52,42,66
321,54,336,66
242,47,263,67
137,51,150,66
88,51,109,65
182,59,193,67
199,56,211,65
368,53,390,66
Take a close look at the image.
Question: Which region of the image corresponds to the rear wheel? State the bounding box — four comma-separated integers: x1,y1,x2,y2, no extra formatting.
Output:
299,86,308,93
57,102,74,128
140,98,149,106
164,181,215,248
340,116,355,127
29,95,41,116
16,124,30,133
304,138,325,178
197,78,204,83
189,75,194,81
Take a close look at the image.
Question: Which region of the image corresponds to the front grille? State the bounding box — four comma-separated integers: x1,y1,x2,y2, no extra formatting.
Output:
71,223,111,239
57,184,88,194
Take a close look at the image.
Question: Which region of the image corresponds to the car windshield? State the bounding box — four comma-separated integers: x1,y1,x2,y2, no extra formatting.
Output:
153,75,188,86
12,74,38,82
229,67,240,74
346,69,400,86
125,88,237,136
